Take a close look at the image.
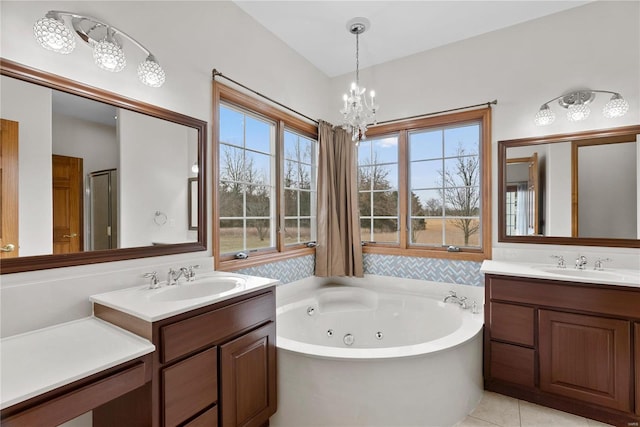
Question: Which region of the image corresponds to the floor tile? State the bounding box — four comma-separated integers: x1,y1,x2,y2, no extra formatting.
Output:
469,391,521,427
456,415,503,427
519,399,591,427
586,418,615,427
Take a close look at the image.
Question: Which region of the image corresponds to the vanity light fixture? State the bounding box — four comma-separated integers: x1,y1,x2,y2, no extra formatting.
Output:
191,162,200,174
340,17,378,144
33,11,165,87
534,90,629,126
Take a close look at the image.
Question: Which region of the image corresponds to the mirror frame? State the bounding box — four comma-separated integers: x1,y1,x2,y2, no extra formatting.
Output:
498,124,640,248
0,58,208,273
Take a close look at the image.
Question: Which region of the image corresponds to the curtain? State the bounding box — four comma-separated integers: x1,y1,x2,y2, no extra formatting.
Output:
516,183,529,236
315,120,364,277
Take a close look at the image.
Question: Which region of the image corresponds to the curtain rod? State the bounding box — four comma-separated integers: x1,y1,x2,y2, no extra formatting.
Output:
372,100,498,127
212,69,319,125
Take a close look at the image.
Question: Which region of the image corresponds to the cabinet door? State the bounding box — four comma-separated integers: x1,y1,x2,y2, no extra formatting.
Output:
539,310,631,412
220,322,276,427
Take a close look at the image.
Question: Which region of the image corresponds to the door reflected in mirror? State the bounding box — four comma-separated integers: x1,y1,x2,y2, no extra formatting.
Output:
498,125,640,248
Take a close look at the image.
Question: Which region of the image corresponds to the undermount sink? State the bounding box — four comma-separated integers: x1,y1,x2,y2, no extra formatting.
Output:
148,277,245,302
532,266,640,284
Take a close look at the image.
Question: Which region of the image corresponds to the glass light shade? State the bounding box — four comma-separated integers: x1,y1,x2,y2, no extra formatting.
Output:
33,17,76,54
534,104,556,126
191,162,199,174
93,39,126,72
567,103,590,122
138,58,166,87
603,94,629,118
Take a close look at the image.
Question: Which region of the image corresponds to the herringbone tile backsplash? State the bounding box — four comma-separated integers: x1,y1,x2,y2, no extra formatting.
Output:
235,253,483,286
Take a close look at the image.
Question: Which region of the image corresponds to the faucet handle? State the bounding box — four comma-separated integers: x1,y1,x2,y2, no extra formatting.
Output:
143,271,160,289
187,264,200,281
447,290,457,297
594,258,612,271
550,255,566,268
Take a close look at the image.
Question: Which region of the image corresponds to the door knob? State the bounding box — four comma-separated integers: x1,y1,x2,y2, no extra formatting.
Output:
63,233,78,238
0,243,15,252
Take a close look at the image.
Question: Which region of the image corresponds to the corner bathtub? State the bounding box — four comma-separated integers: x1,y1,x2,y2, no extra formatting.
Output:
270,275,484,427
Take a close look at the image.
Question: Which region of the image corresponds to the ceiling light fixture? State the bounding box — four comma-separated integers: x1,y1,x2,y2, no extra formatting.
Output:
340,18,378,144
33,11,165,88
534,90,628,126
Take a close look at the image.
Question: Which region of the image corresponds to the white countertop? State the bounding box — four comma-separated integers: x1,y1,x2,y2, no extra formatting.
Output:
90,271,279,322
0,317,155,410
481,260,640,288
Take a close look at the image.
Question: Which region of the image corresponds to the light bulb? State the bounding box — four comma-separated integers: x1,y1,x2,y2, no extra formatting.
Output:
603,94,629,118
567,103,590,122
33,16,76,54
138,56,166,87
191,162,199,174
534,104,555,126
93,37,126,72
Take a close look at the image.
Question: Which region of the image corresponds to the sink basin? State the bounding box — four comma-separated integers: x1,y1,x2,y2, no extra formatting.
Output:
532,266,640,284
149,277,245,302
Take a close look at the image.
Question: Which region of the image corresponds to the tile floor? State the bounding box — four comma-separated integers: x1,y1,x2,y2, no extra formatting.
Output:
457,391,615,427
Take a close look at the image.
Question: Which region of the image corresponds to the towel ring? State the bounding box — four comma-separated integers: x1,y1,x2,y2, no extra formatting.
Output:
154,210,167,226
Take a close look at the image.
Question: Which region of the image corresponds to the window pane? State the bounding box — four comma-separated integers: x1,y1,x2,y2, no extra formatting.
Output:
445,186,480,216
284,218,299,245
359,192,372,216
299,137,313,164
410,189,443,216
359,164,397,190
219,219,244,254
299,191,311,216
409,130,442,160
245,116,272,154
299,218,312,243
373,191,398,216
219,182,243,217
220,145,246,183
219,106,244,147
360,218,373,242
246,219,273,250
245,151,272,187
246,186,271,218
444,218,480,247
372,136,398,163
444,124,479,158
284,189,298,216
284,160,298,188
373,219,398,243
284,131,297,161
411,218,443,246
410,159,441,189
299,164,312,189
358,166,372,190
444,156,479,188
358,140,372,166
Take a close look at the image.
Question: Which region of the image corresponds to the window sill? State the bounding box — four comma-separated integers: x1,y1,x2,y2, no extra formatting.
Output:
217,247,315,271
363,245,489,262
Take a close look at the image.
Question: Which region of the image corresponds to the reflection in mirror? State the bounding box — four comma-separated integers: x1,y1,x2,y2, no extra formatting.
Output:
0,59,207,273
498,125,640,248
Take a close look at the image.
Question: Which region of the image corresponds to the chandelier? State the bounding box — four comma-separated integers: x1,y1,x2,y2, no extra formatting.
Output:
534,89,629,126
33,11,166,88
340,18,378,144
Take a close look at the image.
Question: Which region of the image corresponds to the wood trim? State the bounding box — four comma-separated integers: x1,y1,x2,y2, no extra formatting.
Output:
93,303,153,341
218,246,315,271
1,356,151,427
571,141,579,237
498,124,640,248
0,58,208,274
398,130,409,249
635,323,640,416
363,244,486,262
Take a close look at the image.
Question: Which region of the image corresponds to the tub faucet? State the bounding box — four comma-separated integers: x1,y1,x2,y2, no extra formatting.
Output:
575,255,588,270
443,291,459,303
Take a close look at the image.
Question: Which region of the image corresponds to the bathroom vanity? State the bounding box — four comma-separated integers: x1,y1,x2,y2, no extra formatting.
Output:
482,261,640,426
90,272,278,427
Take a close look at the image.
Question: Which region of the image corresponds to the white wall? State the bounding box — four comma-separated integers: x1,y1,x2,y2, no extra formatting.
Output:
546,143,572,236
0,76,53,256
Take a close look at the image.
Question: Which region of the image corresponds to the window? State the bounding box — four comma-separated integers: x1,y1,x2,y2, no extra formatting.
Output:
359,108,491,260
214,83,318,269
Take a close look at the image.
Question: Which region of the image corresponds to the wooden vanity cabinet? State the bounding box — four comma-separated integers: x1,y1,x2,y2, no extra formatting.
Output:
93,287,276,427
484,275,640,426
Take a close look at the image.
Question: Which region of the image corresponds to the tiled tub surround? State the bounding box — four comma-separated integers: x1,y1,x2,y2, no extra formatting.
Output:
272,275,484,427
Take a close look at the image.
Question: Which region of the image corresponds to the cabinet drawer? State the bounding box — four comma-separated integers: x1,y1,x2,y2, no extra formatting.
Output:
163,347,218,427
490,302,534,346
161,291,274,363
184,406,218,427
635,323,640,416
490,341,535,387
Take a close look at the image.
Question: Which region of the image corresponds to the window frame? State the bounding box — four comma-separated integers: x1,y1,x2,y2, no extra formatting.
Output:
213,82,318,270
361,108,492,261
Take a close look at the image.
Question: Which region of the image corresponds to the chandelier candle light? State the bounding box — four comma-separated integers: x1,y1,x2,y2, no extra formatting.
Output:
33,11,166,87
534,89,629,126
341,18,378,144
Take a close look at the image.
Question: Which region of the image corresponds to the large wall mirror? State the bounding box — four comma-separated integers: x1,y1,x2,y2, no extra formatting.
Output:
0,59,207,273
498,125,640,248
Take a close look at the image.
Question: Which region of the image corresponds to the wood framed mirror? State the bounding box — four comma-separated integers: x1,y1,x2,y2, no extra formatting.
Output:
498,124,640,248
0,59,207,273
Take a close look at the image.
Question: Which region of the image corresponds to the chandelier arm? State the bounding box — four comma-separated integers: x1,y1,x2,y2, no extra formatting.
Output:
47,10,157,60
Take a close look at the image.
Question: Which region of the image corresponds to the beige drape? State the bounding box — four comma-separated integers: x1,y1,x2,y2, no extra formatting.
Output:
315,120,363,277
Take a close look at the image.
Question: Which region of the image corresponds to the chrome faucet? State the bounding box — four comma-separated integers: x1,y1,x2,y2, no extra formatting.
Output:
443,291,470,309
143,271,160,289
575,255,588,270
167,268,186,286
550,255,566,268
183,264,200,281
593,258,612,271
443,291,459,303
